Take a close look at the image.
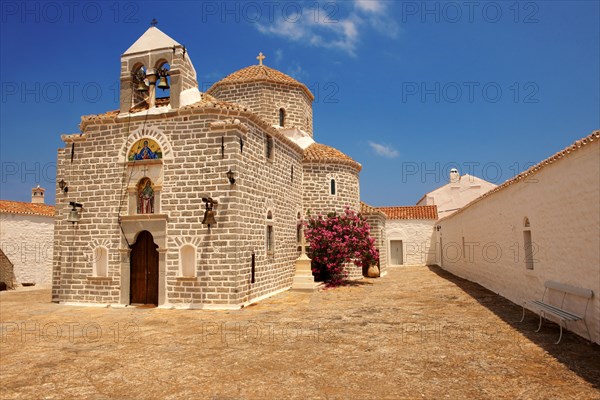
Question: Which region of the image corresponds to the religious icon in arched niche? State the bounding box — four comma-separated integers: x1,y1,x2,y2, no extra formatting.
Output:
128,138,162,161
138,177,155,214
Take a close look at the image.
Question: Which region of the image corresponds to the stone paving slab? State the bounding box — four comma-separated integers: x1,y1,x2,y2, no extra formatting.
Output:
1,266,599,399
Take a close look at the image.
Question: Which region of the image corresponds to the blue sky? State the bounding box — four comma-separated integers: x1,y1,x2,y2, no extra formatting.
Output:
1,0,598,206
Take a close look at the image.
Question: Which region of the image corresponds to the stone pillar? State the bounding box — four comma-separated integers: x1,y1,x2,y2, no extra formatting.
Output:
291,225,316,292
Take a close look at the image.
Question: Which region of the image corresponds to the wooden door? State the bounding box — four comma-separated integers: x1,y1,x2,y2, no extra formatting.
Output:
130,230,159,305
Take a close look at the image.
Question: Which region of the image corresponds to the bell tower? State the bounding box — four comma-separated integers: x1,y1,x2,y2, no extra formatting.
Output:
119,22,200,114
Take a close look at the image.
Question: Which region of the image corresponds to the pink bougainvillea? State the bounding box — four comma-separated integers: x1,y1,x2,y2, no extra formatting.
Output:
304,207,379,286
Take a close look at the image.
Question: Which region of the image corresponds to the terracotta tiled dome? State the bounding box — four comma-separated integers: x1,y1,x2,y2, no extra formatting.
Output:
303,143,362,172
209,65,314,101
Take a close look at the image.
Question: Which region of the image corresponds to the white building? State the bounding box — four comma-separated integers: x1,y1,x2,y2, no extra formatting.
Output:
377,206,438,267
0,187,55,286
437,131,600,344
417,170,497,218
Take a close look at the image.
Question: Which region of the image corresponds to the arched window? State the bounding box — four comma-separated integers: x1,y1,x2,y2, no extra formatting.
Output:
523,217,534,270
279,108,286,127
94,246,108,277
330,179,336,195
155,62,171,101
266,211,274,255
180,245,196,277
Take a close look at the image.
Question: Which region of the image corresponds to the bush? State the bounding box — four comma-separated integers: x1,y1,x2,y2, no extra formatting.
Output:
304,207,379,286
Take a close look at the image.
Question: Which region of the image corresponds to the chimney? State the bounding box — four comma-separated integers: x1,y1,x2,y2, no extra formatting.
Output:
449,168,460,184
31,185,45,204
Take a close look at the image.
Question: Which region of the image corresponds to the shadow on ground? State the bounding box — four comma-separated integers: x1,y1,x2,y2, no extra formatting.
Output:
428,265,600,389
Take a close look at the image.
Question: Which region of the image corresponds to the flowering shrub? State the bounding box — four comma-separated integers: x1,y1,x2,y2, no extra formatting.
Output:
304,207,379,286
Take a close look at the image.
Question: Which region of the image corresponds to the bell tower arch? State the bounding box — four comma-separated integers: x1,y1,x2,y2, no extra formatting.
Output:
119,23,199,114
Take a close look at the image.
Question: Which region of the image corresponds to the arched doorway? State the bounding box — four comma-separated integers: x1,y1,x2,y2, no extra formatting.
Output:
130,230,159,305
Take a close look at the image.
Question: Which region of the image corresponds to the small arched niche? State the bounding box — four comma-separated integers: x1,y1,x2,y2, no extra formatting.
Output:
137,177,155,214
179,244,196,277
93,246,109,277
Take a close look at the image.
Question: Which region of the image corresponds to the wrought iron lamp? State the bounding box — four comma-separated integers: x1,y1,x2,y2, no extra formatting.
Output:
226,169,236,184
58,179,68,193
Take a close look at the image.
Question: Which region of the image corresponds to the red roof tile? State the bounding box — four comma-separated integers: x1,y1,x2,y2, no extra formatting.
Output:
0,200,55,217
208,65,314,101
303,143,362,172
377,206,438,220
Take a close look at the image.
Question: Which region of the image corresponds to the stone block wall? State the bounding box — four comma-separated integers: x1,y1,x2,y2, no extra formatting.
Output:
52,105,304,308
302,163,360,216
363,212,388,276
208,81,313,136
0,248,16,289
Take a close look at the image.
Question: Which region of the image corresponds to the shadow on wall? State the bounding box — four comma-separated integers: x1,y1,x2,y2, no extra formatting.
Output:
427,265,600,390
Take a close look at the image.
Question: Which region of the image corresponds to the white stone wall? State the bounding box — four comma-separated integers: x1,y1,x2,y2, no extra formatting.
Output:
438,141,600,344
386,219,436,266
0,213,54,285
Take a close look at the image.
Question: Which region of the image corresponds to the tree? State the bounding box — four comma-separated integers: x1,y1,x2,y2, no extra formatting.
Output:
304,207,379,286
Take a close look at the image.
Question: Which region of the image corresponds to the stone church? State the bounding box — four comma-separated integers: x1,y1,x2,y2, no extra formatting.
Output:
51,26,384,308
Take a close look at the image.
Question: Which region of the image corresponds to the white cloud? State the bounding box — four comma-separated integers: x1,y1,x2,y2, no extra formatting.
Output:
257,16,360,56
275,49,284,64
255,1,399,56
368,141,399,158
355,0,385,14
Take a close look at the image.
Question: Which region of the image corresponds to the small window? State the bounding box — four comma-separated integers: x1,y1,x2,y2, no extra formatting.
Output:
180,245,196,277
330,179,336,195
296,212,302,244
266,211,274,254
266,226,274,254
93,246,108,277
265,135,274,160
279,108,286,127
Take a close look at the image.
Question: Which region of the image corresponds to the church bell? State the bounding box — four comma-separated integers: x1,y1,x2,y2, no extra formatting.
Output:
157,76,170,90
201,210,217,226
136,81,149,92
67,209,80,224
66,201,83,224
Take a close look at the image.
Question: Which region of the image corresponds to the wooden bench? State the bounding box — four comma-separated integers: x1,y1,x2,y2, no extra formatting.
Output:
520,281,593,344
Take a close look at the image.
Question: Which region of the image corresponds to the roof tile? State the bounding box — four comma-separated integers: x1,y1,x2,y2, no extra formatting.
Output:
377,206,438,220
0,200,55,217
303,143,362,172
208,65,314,101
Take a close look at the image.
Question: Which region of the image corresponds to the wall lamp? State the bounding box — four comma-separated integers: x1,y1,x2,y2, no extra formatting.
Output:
226,168,236,184
67,201,83,224
58,179,68,193
436,225,442,231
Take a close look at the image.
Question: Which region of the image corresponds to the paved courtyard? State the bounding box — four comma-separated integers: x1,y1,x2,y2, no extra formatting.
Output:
1,266,599,399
